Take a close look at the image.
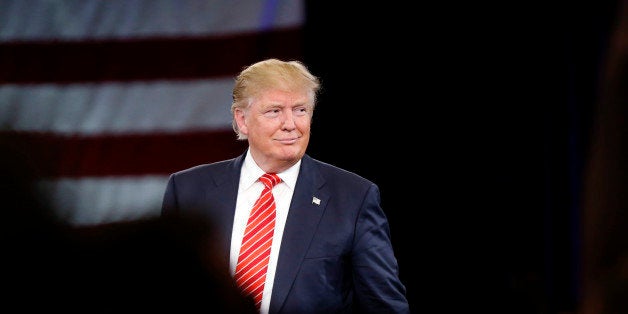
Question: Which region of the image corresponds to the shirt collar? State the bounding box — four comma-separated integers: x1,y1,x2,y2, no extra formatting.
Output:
242,149,301,190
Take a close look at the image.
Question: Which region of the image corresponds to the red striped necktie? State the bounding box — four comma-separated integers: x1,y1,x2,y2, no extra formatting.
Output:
234,173,282,311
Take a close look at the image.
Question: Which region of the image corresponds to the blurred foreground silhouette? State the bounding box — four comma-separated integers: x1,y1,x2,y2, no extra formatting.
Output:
579,1,628,313
0,134,256,313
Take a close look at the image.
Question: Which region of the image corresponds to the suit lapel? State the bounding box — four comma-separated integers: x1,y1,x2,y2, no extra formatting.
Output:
269,155,328,313
206,152,245,265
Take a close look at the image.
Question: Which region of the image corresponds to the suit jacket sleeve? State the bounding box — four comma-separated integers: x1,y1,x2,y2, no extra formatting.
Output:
352,183,410,313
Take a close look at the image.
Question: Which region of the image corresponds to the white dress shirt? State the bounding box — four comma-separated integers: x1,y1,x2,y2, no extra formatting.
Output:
230,149,300,314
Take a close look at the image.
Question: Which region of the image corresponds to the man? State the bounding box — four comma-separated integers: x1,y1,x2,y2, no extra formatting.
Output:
161,58,410,313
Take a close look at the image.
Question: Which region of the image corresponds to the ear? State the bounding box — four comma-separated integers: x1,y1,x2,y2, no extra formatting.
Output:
234,108,249,135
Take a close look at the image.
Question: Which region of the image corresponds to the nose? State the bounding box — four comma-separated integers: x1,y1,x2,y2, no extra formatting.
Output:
281,111,296,130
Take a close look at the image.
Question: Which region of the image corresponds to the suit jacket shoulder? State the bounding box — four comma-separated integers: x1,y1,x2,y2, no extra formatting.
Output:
301,154,376,190
170,154,244,186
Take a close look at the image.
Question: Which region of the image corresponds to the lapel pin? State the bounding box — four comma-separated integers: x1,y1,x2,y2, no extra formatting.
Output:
312,196,321,205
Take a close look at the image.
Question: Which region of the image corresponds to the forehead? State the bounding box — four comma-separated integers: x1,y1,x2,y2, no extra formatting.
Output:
253,88,312,106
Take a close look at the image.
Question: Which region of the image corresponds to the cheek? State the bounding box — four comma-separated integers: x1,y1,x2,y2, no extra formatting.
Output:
251,119,278,136
296,117,312,131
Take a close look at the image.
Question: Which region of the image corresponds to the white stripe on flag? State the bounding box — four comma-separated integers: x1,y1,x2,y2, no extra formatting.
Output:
39,175,170,226
0,0,304,42
0,79,234,135
2,0,305,226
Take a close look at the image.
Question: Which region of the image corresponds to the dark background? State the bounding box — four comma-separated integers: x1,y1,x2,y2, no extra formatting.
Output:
303,1,620,313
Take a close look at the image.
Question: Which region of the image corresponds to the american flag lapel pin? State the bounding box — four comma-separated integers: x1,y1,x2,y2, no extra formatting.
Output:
312,196,321,205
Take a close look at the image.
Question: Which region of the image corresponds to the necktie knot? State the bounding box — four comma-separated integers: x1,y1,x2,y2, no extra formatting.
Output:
260,173,281,190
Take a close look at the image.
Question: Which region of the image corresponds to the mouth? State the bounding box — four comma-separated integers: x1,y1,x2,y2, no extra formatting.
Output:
277,137,299,144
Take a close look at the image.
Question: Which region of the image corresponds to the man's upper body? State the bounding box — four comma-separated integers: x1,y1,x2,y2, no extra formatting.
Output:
162,151,409,313
161,58,410,313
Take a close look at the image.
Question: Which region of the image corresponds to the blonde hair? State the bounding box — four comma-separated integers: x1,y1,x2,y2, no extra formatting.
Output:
230,58,321,140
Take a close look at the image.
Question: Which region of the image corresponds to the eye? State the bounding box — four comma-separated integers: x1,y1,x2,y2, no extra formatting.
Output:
264,108,281,118
294,107,308,116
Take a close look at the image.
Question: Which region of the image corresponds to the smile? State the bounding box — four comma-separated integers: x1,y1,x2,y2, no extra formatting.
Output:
277,138,298,144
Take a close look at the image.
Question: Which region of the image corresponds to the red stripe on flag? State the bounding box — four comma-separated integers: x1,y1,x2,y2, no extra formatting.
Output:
1,130,248,178
0,27,303,84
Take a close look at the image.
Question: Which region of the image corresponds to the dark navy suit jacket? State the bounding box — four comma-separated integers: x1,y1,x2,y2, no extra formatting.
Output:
162,152,410,313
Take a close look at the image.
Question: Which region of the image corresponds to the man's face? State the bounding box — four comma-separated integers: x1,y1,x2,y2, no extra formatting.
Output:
234,88,312,172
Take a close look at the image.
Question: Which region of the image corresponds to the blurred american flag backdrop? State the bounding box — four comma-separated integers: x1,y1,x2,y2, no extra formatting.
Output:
0,0,305,225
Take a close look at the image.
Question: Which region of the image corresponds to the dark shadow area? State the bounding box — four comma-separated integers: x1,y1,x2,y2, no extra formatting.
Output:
0,134,257,313
304,1,620,312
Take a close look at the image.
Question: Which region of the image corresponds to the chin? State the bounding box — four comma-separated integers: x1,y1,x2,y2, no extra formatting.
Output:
278,150,304,161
